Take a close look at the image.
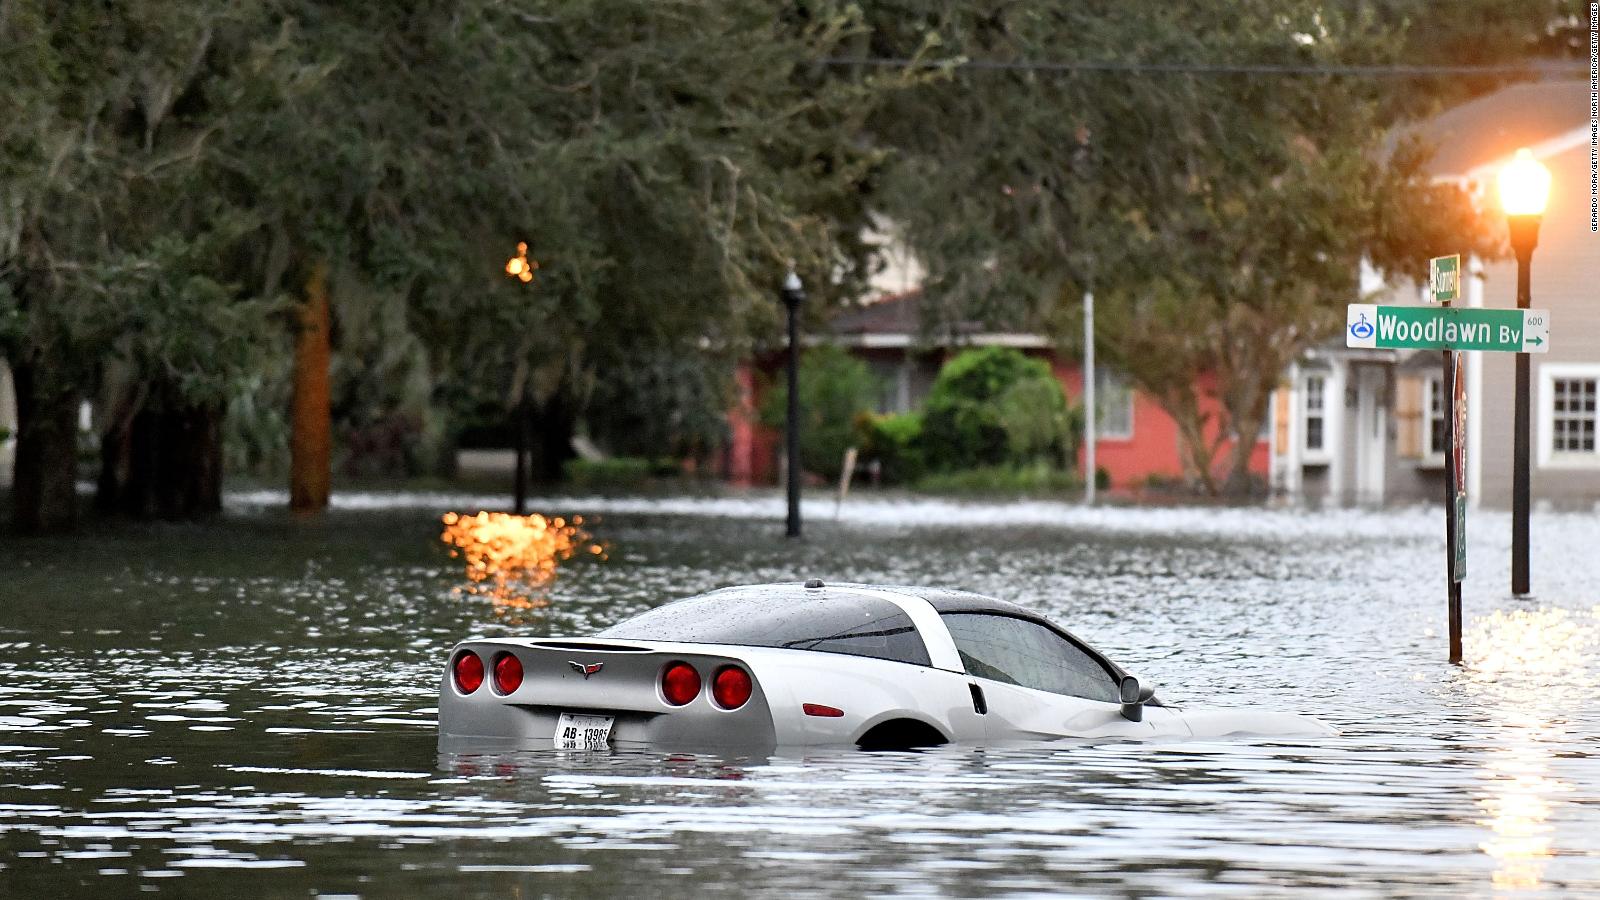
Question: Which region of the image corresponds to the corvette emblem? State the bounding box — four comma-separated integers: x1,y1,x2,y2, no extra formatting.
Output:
568,661,603,679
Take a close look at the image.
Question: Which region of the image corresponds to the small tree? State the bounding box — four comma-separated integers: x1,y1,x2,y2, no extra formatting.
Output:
921,347,1075,471
761,345,880,479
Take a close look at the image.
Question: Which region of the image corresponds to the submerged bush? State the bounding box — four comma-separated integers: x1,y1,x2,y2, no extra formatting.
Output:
860,410,925,484
760,344,880,480
563,457,652,488
916,462,1083,494
921,347,1078,471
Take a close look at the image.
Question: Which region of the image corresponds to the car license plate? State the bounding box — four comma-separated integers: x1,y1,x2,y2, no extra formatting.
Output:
554,713,613,750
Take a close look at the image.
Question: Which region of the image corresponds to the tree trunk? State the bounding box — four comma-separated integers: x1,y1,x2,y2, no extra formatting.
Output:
10,360,80,533
1221,408,1263,498
1220,382,1270,498
527,392,576,483
123,403,224,519
290,262,332,513
1151,387,1222,496
99,395,225,520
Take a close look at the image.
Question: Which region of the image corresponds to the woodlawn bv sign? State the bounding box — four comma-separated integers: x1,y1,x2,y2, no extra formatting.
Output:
1344,304,1550,353
1346,254,1556,664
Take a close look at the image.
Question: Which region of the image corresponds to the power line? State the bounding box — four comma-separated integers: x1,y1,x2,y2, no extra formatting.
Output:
824,57,1589,78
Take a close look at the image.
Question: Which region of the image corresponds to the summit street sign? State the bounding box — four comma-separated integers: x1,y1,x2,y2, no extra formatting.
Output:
1428,254,1461,304
1345,304,1550,353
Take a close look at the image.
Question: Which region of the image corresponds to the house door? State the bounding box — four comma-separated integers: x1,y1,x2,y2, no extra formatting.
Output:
1353,366,1387,504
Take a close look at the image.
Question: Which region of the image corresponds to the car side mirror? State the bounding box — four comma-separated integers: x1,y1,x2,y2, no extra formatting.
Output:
1119,675,1144,723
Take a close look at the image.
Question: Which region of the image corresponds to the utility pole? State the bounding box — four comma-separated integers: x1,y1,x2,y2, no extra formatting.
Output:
1083,290,1096,505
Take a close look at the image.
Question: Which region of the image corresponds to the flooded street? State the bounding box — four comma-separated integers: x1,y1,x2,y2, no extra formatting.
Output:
1,494,1597,896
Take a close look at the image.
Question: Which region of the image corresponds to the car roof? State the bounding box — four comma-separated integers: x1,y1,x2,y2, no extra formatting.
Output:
707,582,1036,617
671,582,1129,679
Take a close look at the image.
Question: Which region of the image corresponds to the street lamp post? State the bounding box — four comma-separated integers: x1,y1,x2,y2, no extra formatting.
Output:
1497,148,1551,598
505,241,539,515
780,270,806,538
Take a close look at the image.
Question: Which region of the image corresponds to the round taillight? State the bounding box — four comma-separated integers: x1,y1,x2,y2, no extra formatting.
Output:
711,666,752,710
661,662,701,706
453,651,484,694
493,652,523,695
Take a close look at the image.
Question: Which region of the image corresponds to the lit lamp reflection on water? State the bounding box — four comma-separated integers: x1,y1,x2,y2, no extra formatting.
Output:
1465,607,1597,892
439,511,604,612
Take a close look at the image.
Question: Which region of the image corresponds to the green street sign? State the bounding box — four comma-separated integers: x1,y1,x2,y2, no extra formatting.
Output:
1428,254,1461,304
1345,304,1550,353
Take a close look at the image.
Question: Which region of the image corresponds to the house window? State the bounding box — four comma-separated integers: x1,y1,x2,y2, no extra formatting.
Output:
1551,378,1597,454
1541,365,1600,468
1304,374,1327,453
1095,369,1134,439
1424,374,1448,457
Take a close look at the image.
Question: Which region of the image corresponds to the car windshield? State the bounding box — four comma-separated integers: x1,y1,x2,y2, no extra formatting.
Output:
598,587,932,666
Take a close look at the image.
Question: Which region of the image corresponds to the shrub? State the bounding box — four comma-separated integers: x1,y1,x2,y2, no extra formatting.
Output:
922,347,1077,470
563,457,652,489
860,411,925,484
916,462,1083,494
760,344,880,479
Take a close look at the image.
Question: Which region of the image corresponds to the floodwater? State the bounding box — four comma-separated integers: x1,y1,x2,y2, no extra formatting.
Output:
1,492,1598,897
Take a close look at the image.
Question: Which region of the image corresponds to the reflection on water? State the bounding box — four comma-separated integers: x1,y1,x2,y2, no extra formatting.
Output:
1,502,1599,896
1465,607,1598,893
439,511,604,611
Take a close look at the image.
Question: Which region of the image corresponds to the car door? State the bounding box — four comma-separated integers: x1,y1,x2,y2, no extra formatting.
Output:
939,613,1171,740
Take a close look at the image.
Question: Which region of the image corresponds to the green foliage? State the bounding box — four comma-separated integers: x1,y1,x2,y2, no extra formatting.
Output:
585,343,733,461
2,0,893,513
760,345,880,479
329,271,445,477
563,457,653,490
861,411,925,484
917,462,1081,495
863,0,1541,494
921,348,1073,471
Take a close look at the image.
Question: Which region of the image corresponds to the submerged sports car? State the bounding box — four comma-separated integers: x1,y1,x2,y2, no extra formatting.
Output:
438,581,1334,751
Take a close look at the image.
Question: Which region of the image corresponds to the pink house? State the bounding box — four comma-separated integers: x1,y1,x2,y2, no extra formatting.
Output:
728,290,1267,492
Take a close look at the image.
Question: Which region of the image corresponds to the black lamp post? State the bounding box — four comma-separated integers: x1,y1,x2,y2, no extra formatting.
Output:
780,270,805,538
1497,148,1550,598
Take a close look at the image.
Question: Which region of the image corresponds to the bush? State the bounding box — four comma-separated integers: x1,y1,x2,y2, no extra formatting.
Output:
921,347,1078,471
760,344,879,480
563,457,652,489
860,411,925,484
917,462,1083,494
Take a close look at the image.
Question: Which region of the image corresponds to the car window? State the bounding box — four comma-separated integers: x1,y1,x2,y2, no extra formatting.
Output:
599,589,932,667
940,613,1119,702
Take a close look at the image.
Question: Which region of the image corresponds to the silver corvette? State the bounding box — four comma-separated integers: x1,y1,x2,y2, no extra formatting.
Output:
437,581,1334,751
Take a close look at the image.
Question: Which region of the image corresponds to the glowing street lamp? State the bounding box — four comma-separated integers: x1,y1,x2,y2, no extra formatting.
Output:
1496,148,1550,599
505,241,539,283
1498,148,1552,218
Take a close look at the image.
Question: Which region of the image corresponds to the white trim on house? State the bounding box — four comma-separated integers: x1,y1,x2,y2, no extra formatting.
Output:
1353,365,1388,503
1538,363,1600,469
1300,368,1336,466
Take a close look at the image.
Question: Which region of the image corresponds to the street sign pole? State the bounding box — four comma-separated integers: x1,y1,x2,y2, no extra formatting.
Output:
1443,349,1465,664
1429,255,1467,664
